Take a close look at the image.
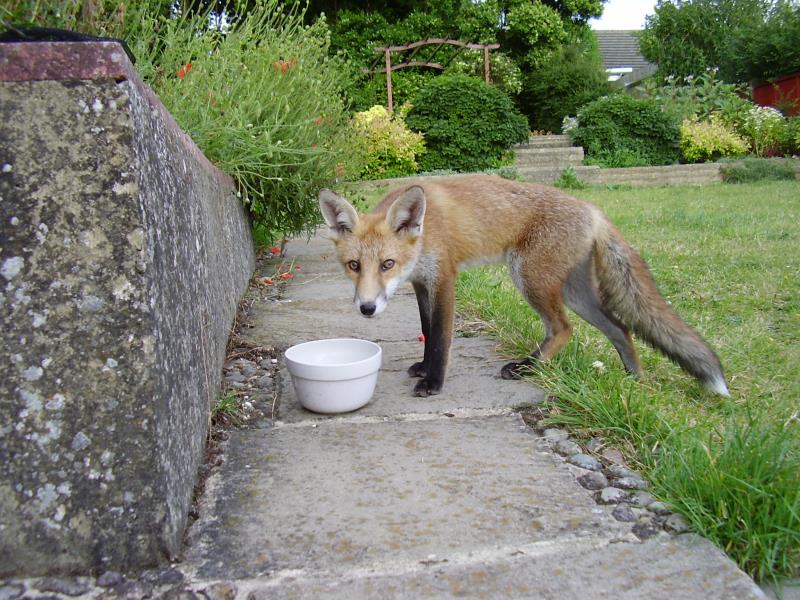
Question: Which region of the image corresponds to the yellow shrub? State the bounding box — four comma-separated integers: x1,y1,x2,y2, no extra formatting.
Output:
352,105,425,180
680,116,750,163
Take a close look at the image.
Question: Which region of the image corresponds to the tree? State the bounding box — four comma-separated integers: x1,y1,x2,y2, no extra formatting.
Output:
728,1,800,82
521,37,611,132
499,0,570,68
639,0,773,82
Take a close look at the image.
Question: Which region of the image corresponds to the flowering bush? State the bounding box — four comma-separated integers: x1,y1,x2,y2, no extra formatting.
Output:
740,106,787,157
562,116,579,137
352,105,425,180
680,117,749,163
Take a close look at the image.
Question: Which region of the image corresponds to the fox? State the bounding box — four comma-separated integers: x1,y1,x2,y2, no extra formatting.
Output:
319,175,730,398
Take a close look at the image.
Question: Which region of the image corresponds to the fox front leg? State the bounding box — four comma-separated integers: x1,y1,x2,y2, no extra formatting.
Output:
410,279,455,397
408,281,433,378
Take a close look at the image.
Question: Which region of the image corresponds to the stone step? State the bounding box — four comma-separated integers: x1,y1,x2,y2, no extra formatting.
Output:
517,134,573,149
517,163,725,187
514,146,584,168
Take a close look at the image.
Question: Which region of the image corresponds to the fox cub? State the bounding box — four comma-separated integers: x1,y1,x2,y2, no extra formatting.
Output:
320,175,729,398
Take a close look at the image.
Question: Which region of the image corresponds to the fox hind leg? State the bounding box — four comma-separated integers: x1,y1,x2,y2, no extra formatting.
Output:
502,253,574,379
500,297,573,379
563,254,642,376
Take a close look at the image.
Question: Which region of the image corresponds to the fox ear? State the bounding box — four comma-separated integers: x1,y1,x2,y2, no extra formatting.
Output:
319,189,358,239
386,186,426,238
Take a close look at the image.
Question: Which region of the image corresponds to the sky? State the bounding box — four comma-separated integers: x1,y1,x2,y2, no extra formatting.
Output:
590,0,657,30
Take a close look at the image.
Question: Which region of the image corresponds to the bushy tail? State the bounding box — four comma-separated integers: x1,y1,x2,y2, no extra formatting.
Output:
594,221,730,396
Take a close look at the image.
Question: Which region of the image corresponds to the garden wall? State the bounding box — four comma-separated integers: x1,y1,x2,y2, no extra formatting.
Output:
0,41,254,576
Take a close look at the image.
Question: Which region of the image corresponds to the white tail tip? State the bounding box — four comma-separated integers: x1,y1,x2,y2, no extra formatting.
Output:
705,376,730,397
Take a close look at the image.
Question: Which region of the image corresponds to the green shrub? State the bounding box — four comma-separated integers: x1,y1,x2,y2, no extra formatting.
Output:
571,94,681,167
351,105,425,180
554,166,586,189
782,116,800,156
406,74,529,172
719,158,797,183
446,51,523,97
680,117,749,163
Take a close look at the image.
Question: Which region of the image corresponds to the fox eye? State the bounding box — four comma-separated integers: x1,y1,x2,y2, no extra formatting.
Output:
347,260,360,272
381,259,395,271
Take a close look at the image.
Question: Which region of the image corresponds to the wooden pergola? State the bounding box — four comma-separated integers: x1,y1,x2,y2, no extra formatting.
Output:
365,38,500,112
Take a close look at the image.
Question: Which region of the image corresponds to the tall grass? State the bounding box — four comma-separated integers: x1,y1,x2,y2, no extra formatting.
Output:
133,2,359,242
456,181,800,582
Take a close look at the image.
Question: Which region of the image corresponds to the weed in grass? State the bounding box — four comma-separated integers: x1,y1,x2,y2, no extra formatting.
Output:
554,166,587,190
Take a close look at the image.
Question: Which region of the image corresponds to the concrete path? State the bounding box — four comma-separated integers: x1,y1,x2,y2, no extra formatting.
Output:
181,234,766,599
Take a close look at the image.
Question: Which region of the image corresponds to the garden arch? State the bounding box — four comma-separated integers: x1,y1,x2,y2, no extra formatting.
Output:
366,38,500,112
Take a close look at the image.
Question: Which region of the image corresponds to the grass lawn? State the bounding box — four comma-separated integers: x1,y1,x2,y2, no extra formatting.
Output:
348,178,799,583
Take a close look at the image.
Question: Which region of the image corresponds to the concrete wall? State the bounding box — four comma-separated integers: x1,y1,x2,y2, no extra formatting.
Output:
0,42,254,576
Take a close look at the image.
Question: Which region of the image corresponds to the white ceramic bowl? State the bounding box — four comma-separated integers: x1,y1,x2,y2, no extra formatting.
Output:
284,338,382,414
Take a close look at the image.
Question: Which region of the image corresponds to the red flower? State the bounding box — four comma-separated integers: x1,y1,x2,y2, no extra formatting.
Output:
418,334,425,342
272,59,290,73
177,62,192,79
279,272,294,280
270,246,281,255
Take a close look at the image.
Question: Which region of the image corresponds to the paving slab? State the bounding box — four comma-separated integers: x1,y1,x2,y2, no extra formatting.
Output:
228,534,764,600
184,415,629,580
180,234,767,599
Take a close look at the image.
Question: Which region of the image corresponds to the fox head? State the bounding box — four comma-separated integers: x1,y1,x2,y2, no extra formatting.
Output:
319,186,426,318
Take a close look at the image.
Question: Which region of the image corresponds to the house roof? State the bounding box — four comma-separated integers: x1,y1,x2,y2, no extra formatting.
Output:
594,30,653,71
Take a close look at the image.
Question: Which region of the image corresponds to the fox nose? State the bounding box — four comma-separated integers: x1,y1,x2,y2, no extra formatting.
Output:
360,303,376,316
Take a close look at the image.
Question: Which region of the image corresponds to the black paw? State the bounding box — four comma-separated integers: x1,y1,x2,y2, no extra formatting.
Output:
500,360,535,380
413,377,442,397
408,361,427,378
